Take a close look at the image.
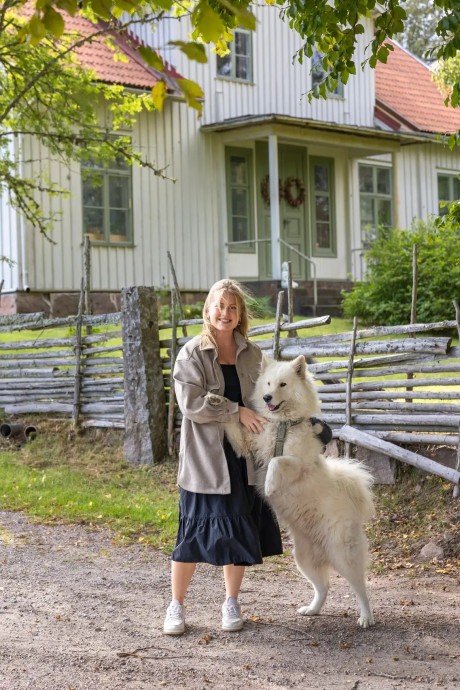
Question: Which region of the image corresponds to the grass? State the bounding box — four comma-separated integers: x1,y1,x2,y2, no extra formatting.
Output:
0,419,179,551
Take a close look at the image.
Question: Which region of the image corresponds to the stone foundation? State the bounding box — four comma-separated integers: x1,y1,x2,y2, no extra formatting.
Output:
0,280,348,318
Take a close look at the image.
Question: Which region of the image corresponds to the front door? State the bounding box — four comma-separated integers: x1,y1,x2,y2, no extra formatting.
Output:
256,142,308,279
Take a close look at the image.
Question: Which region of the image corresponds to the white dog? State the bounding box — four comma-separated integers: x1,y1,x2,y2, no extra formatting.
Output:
207,355,375,628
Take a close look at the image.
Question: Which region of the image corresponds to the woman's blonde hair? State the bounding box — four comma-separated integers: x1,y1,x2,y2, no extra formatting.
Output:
201,278,253,348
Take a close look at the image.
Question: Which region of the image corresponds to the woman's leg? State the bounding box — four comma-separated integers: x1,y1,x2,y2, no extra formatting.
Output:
223,564,246,599
171,560,197,603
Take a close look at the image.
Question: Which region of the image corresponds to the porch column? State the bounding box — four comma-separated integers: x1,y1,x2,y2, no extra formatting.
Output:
268,134,281,280
392,150,401,228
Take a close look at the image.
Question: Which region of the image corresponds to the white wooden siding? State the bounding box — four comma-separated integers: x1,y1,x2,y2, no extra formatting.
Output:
349,143,460,280
0,135,21,293
129,6,376,129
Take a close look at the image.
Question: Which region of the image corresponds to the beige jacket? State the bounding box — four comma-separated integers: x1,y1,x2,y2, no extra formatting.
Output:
174,331,262,494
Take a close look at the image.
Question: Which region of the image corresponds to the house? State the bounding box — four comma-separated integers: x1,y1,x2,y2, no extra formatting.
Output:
1,5,459,316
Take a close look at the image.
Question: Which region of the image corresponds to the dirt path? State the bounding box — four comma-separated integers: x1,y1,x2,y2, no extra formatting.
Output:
0,510,458,690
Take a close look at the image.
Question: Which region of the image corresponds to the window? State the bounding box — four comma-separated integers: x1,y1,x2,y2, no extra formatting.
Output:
311,48,343,97
359,164,392,243
310,157,336,257
217,29,252,81
438,173,460,215
225,147,254,253
81,145,132,245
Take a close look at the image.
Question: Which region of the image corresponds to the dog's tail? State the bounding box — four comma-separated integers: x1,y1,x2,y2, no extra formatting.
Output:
328,457,376,521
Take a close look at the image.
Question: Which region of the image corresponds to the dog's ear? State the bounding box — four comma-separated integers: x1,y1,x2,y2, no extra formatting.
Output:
259,354,270,372
291,355,306,379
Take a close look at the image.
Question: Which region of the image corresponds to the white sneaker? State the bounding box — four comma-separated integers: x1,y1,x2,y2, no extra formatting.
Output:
163,600,185,635
222,597,243,631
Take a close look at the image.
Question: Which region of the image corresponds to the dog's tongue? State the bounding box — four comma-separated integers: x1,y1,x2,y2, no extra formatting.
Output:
267,403,277,412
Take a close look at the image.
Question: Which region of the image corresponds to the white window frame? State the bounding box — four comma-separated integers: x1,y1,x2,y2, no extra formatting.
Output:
81,142,133,246
311,48,344,97
216,29,252,82
358,163,393,244
437,172,460,215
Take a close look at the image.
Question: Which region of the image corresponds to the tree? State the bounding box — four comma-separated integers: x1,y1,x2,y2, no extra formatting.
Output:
393,0,443,61
2,0,460,237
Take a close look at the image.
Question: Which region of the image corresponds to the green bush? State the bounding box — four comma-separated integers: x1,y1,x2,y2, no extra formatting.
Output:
159,301,204,322
342,219,460,325
247,295,275,319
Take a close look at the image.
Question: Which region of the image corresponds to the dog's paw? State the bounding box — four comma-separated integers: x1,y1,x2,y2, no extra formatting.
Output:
297,604,320,617
205,393,226,407
358,612,375,629
264,458,280,496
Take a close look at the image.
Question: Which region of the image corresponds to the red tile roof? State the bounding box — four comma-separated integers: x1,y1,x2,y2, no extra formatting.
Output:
18,4,179,93
375,40,460,134
73,17,180,93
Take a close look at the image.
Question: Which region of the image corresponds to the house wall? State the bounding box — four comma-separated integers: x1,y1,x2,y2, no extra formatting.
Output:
0,135,21,294
15,100,226,295
349,142,460,280
134,5,376,129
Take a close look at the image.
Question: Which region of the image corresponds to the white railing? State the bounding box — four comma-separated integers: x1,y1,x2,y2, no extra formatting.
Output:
278,238,317,316
226,238,318,316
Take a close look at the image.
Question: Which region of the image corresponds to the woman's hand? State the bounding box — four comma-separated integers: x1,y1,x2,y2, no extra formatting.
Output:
239,406,266,433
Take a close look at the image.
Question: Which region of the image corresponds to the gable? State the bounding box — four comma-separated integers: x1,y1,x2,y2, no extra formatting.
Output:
375,40,460,135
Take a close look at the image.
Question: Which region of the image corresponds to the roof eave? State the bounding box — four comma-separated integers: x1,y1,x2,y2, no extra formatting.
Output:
200,113,438,144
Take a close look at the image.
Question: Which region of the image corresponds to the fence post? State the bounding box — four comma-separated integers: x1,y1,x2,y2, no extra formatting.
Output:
122,286,167,465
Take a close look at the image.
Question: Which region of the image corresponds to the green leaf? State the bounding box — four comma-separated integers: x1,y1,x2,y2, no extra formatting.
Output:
191,2,226,44
152,80,167,112
169,41,208,64
43,7,65,37
177,77,204,114
90,0,112,21
138,46,165,72
28,15,47,45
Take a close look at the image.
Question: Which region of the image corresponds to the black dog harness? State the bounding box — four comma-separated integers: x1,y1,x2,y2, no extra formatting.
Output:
274,417,333,455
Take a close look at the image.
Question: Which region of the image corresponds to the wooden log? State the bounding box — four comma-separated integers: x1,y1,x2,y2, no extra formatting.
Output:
338,424,460,484
72,280,85,430
0,331,122,350
321,400,460,413
324,412,460,428
167,289,178,457
318,390,460,401
280,337,451,359
272,291,283,360
81,420,125,429
0,357,77,368
345,317,358,455
0,312,46,327
0,312,121,333
365,431,460,446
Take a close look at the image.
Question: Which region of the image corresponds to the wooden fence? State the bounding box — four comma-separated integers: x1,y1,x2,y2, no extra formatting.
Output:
1,288,460,485
0,312,124,428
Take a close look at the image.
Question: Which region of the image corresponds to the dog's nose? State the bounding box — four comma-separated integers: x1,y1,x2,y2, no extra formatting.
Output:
263,394,272,403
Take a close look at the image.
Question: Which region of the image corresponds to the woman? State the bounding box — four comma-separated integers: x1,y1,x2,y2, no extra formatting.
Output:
163,278,283,635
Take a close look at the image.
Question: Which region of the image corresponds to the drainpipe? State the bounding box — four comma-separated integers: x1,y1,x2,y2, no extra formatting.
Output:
268,134,281,280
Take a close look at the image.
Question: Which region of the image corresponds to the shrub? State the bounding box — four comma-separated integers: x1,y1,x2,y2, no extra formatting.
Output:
342,219,460,325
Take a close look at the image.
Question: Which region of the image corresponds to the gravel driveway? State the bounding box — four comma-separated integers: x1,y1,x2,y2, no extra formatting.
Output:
0,510,458,690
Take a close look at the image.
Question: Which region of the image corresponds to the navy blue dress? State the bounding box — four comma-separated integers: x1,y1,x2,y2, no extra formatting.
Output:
171,364,283,565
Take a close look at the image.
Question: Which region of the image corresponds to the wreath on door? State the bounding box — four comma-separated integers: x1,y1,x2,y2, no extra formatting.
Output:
284,177,306,208
260,175,285,206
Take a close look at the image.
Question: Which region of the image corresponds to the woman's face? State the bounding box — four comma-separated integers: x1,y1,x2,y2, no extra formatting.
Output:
207,291,240,334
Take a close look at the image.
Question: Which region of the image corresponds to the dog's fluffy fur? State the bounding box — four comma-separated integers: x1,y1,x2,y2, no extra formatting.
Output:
207,355,375,628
